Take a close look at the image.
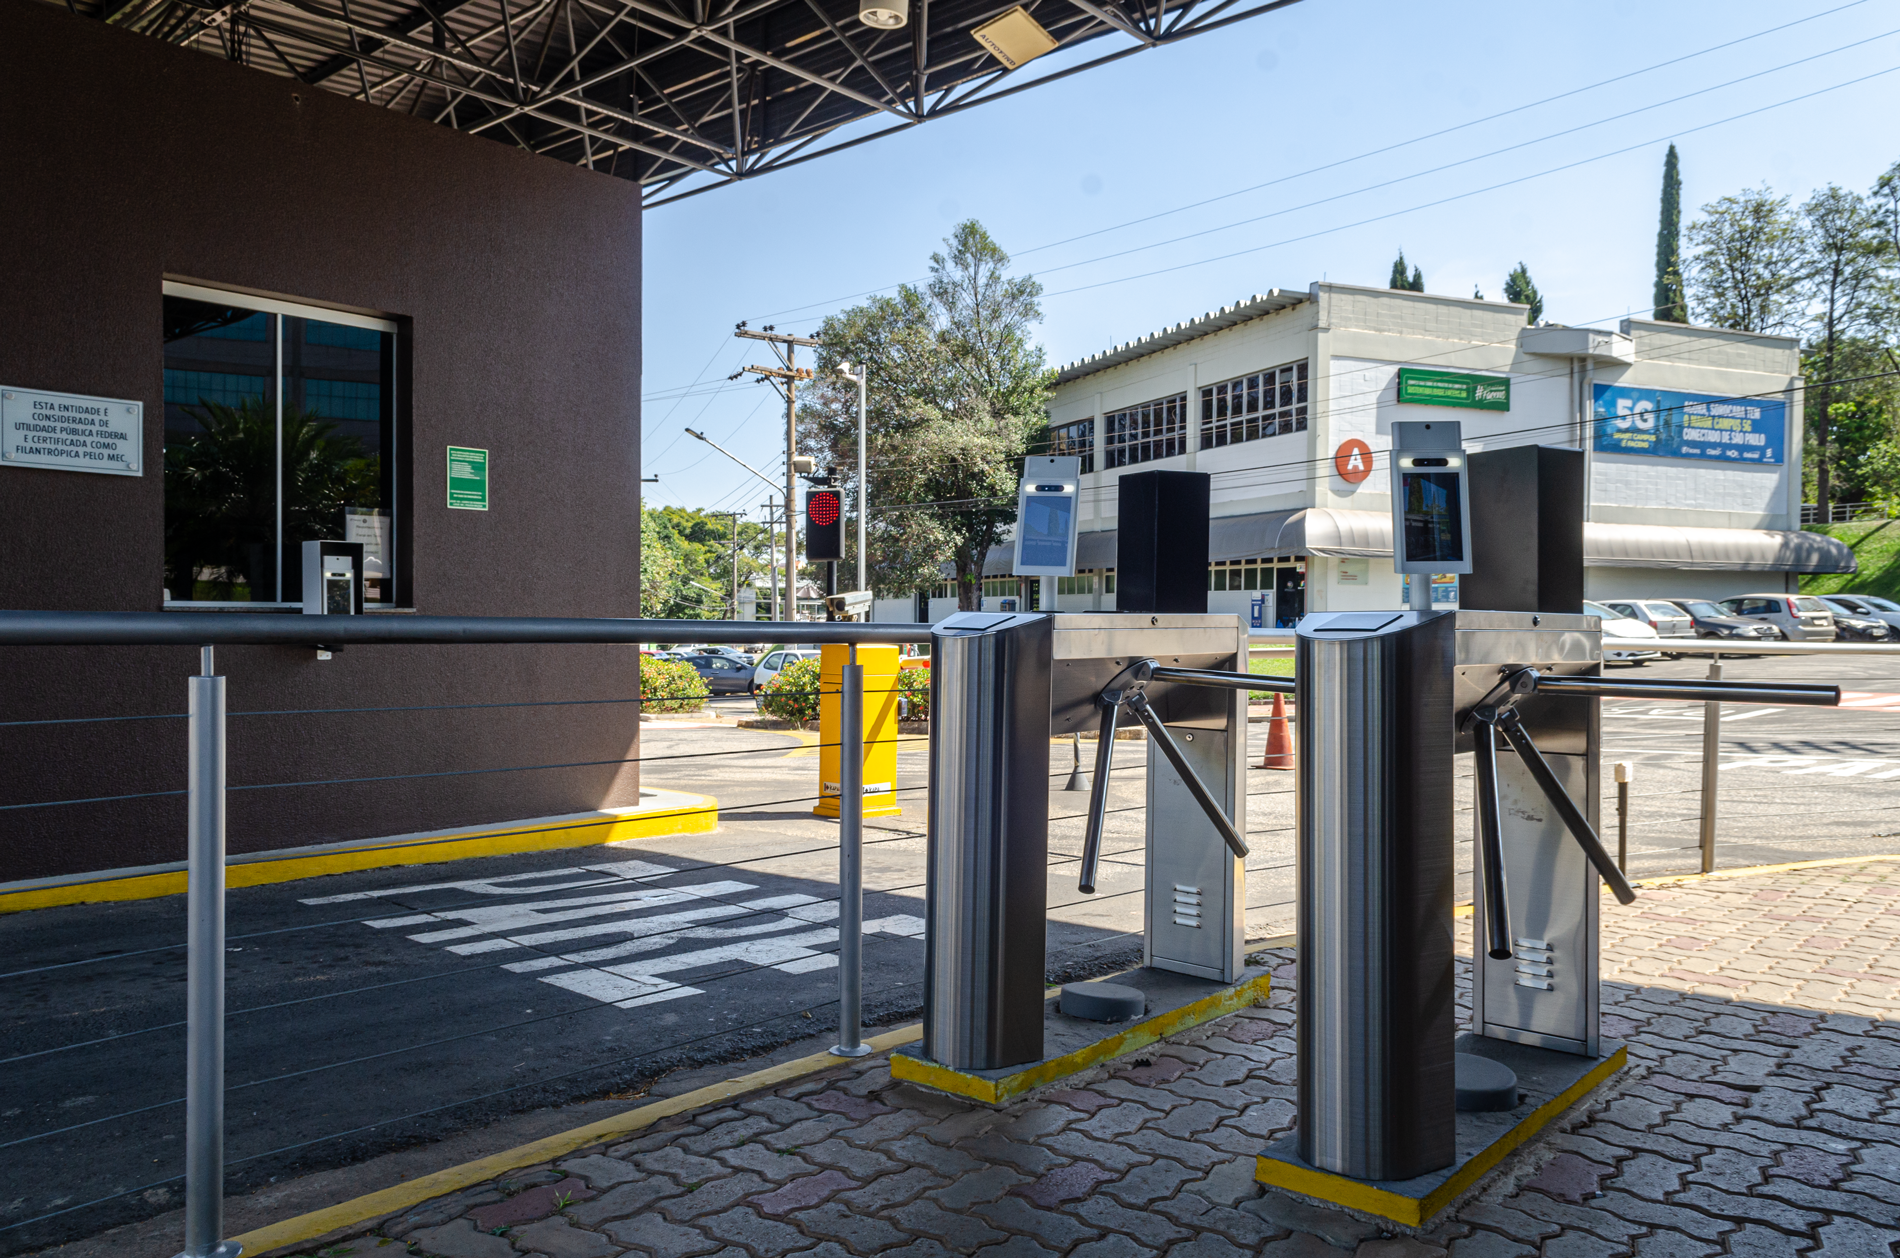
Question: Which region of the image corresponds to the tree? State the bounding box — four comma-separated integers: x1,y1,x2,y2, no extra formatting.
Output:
1799,185,1892,510
1503,262,1543,324
800,221,1052,609
1653,144,1686,323
1683,186,1804,333
639,508,685,617
1388,250,1423,292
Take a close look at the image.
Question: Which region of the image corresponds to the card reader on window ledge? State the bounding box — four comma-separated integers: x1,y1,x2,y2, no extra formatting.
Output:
302,539,365,658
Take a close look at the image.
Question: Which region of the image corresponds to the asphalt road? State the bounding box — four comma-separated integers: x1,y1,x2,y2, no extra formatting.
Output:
6,655,1900,1253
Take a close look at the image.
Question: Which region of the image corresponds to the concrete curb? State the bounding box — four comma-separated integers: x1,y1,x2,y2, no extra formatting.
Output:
230,1022,925,1258
0,790,719,914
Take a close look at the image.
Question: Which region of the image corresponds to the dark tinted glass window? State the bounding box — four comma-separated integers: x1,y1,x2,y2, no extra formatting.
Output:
163,294,396,604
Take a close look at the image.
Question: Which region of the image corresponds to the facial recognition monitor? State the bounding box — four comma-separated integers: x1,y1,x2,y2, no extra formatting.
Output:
1012,455,1082,577
1390,420,1474,576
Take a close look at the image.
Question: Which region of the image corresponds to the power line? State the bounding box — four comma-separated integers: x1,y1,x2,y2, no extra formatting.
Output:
733,1,1880,325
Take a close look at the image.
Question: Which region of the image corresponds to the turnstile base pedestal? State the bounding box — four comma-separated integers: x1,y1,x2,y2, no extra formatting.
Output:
892,964,1272,1104
1254,1037,1627,1228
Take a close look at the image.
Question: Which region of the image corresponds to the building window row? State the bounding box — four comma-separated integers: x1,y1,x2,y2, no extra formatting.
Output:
1046,418,1094,474
1208,555,1303,591
1201,360,1307,449
1105,393,1188,468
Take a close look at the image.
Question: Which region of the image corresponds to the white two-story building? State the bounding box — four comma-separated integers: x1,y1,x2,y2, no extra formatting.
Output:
903,281,1851,625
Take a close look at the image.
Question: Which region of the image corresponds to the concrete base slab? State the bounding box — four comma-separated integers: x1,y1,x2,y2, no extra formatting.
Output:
1254,1035,1627,1228
890,963,1272,1104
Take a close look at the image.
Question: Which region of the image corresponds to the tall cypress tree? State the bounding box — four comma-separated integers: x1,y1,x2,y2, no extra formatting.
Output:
1653,145,1684,322
1409,265,1424,292
1504,263,1542,323
1389,250,1411,289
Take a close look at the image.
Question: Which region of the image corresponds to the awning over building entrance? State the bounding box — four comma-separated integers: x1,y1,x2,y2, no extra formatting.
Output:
1278,508,1855,573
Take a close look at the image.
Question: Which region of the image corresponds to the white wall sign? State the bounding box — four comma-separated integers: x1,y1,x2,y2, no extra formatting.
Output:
2,387,143,476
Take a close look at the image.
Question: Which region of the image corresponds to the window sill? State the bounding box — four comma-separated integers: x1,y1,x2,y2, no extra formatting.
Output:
161,602,416,614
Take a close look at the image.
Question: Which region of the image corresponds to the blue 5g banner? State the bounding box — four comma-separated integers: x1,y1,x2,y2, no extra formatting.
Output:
1593,384,1785,465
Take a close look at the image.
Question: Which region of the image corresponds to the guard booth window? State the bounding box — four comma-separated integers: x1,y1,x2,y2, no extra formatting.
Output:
162,283,400,606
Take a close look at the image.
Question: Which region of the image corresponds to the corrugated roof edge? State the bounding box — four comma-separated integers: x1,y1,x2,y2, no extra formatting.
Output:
1052,289,1309,386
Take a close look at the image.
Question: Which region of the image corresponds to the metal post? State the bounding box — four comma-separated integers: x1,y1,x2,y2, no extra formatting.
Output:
855,365,867,597
765,497,779,620
1699,658,1721,874
178,646,239,1258
785,347,799,623
1614,761,1631,873
832,648,870,1057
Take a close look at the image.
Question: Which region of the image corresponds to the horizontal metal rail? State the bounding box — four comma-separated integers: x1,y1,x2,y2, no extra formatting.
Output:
0,612,933,647
1604,636,1900,657
1534,675,1842,706
1148,664,1296,694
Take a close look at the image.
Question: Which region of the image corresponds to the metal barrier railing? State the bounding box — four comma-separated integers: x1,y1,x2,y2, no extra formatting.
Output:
0,612,929,1258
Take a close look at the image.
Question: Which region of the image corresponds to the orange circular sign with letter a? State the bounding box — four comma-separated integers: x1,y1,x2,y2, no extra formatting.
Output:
1334,438,1373,484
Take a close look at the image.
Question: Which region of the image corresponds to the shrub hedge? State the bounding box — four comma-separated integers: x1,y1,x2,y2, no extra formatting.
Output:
639,657,709,713
758,655,822,723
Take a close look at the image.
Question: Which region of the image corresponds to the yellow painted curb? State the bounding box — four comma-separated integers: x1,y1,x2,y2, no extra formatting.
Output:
890,971,1273,1104
0,798,719,915
1627,852,1900,889
231,1022,924,1257
1254,1045,1627,1227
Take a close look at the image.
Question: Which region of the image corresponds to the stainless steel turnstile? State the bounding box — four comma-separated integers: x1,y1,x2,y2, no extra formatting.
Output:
923,611,1255,1073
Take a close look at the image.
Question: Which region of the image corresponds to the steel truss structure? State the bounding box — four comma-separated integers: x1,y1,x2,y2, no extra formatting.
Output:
51,0,1298,203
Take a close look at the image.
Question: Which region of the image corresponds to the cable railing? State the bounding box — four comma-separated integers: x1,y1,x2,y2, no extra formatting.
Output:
1,610,1891,1254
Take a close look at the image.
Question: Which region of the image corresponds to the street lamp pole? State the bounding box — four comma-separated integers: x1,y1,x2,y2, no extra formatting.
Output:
840,362,868,595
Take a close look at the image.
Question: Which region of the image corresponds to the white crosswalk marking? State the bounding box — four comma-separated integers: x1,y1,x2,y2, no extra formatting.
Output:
318,856,926,1010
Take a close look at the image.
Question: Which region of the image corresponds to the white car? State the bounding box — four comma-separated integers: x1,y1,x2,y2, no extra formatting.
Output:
1584,601,1662,664
751,648,821,694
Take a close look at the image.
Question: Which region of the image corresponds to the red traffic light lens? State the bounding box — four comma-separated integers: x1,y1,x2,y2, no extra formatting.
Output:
808,492,840,527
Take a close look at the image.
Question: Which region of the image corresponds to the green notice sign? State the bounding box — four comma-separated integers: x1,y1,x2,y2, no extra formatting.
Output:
447,446,489,510
1397,368,1510,411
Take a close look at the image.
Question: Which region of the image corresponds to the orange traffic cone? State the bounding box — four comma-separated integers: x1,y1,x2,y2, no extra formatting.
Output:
1262,692,1294,770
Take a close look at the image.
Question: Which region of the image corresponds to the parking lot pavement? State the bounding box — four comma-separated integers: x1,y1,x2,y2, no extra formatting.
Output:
283,857,1900,1258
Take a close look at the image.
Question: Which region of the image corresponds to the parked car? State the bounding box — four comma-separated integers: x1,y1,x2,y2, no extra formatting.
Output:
1813,596,1895,641
1600,600,1696,640
1817,594,1900,636
1718,594,1837,642
676,644,757,667
1659,599,1784,641
683,652,755,693
1583,601,1662,663
751,648,821,694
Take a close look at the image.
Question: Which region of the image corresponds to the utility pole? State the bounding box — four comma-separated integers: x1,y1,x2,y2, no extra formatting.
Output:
763,496,780,620
735,322,821,620
712,510,744,618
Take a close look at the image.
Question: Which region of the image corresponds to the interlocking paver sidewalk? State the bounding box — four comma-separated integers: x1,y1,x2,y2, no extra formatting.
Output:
300,859,1900,1258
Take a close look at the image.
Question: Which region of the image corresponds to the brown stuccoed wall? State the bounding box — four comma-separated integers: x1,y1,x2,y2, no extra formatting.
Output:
0,0,646,883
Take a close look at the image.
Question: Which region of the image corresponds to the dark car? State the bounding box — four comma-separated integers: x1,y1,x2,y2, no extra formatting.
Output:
1661,599,1784,641
1828,612,1895,642
685,652,754,694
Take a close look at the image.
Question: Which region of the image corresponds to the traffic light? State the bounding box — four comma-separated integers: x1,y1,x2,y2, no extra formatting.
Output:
805,488,844,561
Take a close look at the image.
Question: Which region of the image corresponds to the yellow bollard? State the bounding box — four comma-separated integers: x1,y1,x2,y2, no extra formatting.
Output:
813,644,903,818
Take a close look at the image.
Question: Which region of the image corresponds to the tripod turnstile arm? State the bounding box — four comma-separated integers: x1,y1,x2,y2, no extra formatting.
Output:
1471,722,1514,960
1125,692,1250,861
1493,708,1639,905
1077,700,1122,895
1075,659,1250,893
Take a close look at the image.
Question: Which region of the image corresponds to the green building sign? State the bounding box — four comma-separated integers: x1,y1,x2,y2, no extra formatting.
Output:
447,445,489,510
1397,368,1510,411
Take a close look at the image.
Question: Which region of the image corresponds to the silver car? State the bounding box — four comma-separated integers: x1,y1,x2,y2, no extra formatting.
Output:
1601,599,1696,639
1719,593,1837,642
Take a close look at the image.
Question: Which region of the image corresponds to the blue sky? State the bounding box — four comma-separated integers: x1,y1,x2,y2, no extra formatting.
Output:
639,0,1900,513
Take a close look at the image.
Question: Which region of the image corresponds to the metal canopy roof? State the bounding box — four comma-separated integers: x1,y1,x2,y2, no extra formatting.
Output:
57,0,1300,204
1053,288,1309,385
